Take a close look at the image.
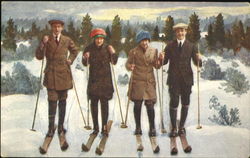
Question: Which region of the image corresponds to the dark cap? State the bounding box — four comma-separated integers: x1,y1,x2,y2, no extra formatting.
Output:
48,19,64,26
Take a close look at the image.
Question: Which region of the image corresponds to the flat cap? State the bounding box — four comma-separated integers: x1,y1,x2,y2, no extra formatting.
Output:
173,23,188,30
48,19,64,25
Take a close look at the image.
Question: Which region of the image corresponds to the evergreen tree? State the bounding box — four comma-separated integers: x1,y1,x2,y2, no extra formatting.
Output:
20,27,25,39
28,22,40,39
152,25,159,41
187,12,201,44
231,21,241,55
37,24,50,41
205,23,215,51
15,25,18,37
66,20,80,46
242,26,250,50
105,25,111,44
111,15,122,53
2,18,17,51
1,24,5,39
43,24,50,35
224,29,233,50
81,13,93,47
214,13,225,48
76,27,81,45
123,26,136,54
238,20,245,45
163,15,174,42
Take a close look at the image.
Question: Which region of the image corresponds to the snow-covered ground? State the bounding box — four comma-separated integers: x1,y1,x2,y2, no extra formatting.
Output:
1,42,250,157
16,40,31,48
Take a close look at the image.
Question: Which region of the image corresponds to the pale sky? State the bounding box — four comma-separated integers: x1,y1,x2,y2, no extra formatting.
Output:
1,1,250,21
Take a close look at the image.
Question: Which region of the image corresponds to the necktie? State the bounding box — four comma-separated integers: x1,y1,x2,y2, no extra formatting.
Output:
55,36,59,45
178,42,182,52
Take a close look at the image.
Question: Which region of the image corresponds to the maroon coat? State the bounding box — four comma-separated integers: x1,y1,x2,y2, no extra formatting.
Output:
82,43,118,100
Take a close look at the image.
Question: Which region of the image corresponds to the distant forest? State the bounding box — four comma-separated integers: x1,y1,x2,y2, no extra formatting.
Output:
1,13,250,59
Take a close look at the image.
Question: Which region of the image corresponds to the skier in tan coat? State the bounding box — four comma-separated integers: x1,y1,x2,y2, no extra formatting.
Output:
36,18,78,154
126,30,162,138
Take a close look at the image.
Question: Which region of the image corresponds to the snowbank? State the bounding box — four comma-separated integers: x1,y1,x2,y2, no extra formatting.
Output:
1,42,250,157
16,40,31,48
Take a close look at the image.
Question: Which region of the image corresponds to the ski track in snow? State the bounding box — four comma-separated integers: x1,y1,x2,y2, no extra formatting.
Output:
1,42,250,157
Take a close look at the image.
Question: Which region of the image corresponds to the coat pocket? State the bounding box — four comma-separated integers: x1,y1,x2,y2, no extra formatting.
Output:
43,69,53,88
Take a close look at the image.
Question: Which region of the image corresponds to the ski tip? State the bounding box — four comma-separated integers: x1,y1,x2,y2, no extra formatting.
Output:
154,146,160,154
108,120,113,125
120,123,128,128
137,147,144,152
81,144,89,152
95,147,103,155
61,142,69,151
184,146,192,153
161,129,167,134
84,126,92,130
196,125,202,129
39,147,47,155
171,147,178,155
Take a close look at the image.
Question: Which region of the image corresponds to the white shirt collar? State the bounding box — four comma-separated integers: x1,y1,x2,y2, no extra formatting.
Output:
53,33,61,40
177,38,185,46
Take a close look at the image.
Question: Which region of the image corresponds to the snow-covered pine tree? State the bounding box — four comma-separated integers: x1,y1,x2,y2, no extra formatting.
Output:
221,68,250,95
1,62,40,95
201,59,225,80
208,95,241,126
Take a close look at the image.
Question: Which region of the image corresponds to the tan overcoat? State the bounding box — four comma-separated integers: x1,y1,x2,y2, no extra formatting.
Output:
126,46,160,101
36,34,78,90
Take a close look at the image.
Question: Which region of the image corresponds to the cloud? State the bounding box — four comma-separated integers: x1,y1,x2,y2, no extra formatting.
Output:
81,6,250,21
196,6,250,18
43,9,58,13
86,7,189,21
1,2,249,21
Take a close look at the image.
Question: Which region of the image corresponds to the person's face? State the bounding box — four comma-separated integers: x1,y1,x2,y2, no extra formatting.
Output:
51,23,63,35
139,39,150,50
175,28,187,40
94,37,104,47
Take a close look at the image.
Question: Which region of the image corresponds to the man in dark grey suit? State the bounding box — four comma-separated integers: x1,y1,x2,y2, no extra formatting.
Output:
159,23,202,140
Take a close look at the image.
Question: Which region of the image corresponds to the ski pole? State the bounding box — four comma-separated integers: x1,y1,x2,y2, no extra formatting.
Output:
110,57,126,128
123,52,135,128
161,44,164,111
31,56,45,132
86,100,91,130
160,44,167,133
156,51,166,134
85,58,91,130
197,43,202,129
72,75,88,128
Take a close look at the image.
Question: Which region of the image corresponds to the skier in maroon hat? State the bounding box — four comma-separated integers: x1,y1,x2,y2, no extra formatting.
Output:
82,28,118,136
